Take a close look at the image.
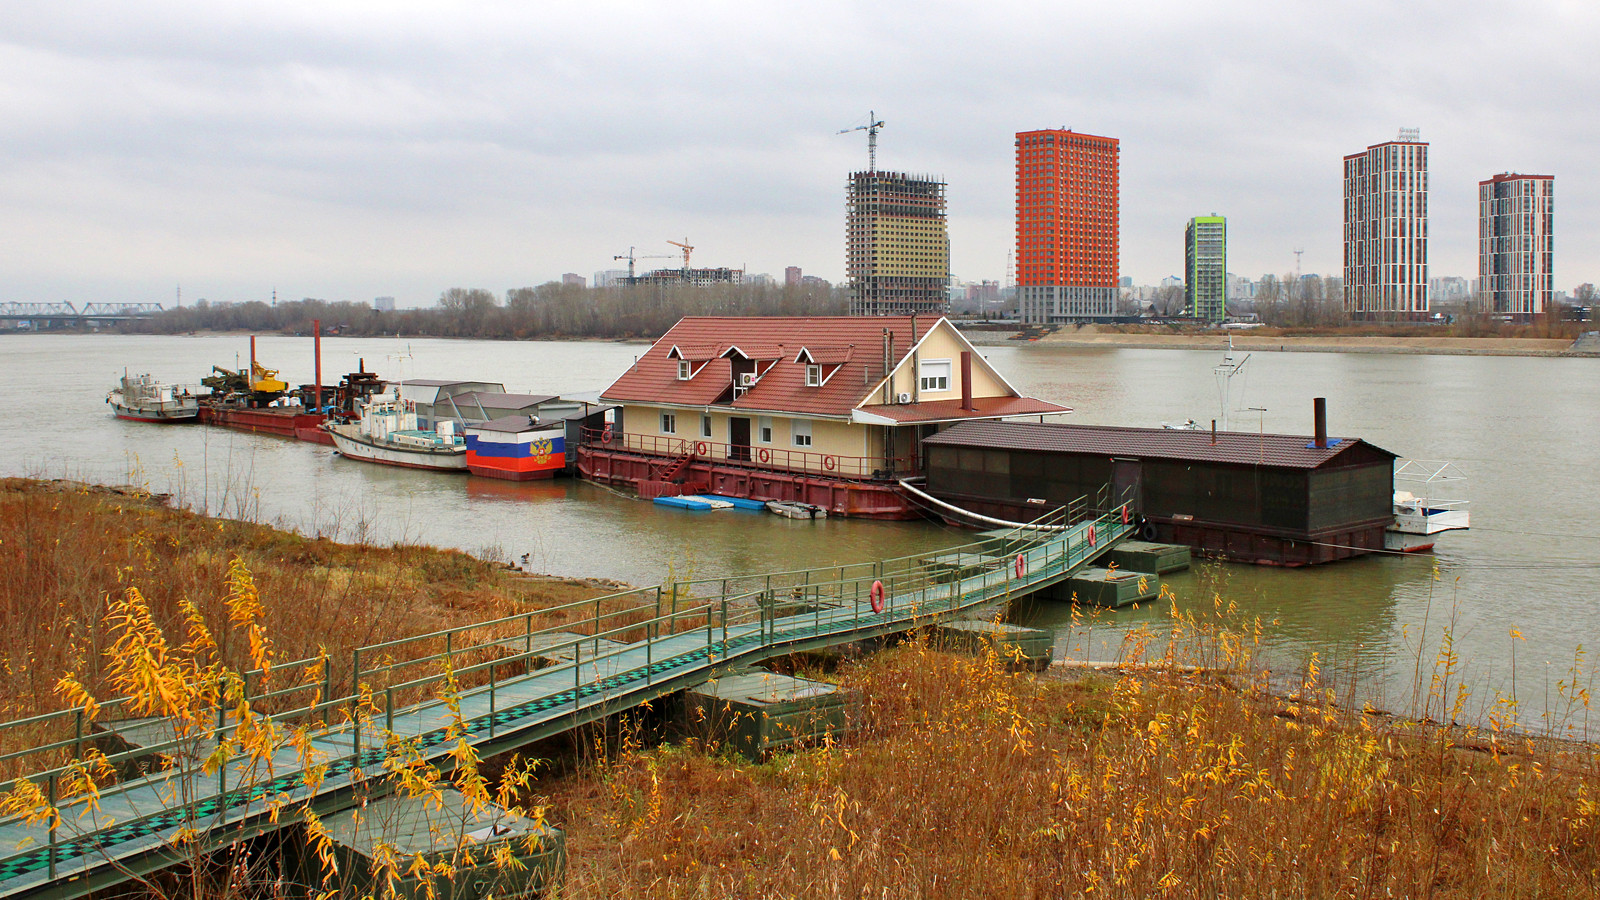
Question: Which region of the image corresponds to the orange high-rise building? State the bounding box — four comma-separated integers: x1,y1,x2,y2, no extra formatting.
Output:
1015,129,1120,322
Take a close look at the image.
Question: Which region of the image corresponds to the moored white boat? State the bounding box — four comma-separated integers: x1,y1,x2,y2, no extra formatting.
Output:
1385,460,1470,552
107,373,204,422
327,394,467,472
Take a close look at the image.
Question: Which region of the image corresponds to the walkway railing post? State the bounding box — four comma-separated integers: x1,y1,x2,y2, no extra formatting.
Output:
74,709,83,762
216,678,228,799
47,774,57,881
385,687,394,734
488,663,496,738
574,641,581,716
351,648,362,762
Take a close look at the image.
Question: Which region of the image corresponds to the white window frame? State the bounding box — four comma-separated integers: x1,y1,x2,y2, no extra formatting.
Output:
919,358,952,393
805,364,822,387
758,416,773,444
790,418,813,448
701,414,713,438
677,360,692,380
660,412,676,434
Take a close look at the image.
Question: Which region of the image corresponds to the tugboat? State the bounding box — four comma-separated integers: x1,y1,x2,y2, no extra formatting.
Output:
327,393,468,472
107,373,205,422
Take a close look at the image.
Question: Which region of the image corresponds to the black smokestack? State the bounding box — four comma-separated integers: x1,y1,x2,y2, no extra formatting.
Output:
1313,397,1327,450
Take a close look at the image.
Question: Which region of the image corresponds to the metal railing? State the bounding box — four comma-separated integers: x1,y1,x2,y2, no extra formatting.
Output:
0,498,1134,892
580,426,920,482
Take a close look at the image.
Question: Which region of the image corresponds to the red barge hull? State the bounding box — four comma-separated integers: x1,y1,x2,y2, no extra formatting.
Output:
577,445,921,520
199,405,326,440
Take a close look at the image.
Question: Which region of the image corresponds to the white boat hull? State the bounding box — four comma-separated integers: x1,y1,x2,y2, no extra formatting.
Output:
328,424,468,472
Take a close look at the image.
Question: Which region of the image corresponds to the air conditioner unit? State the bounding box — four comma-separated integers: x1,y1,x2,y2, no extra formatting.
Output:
739,372,757,387
897,392,912,404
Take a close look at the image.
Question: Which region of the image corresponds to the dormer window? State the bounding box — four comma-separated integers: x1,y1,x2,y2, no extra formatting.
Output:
805,364,822,387
677,360,692,380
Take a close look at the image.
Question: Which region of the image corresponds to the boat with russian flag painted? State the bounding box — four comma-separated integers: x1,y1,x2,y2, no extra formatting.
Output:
464,416,567,480
108,373,205,423
327,393,467,472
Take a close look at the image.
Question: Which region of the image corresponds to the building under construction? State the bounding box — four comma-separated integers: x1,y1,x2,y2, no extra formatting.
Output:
846,171,950,317
625,267,744,288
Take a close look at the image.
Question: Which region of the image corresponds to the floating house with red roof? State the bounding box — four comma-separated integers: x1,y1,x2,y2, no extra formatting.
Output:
578,316,1068,518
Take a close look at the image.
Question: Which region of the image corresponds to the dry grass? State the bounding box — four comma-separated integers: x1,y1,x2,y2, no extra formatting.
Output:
0,477,609,727
541,639,1600,899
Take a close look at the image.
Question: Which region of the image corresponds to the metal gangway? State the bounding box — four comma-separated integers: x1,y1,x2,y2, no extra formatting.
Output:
0,503,1135,899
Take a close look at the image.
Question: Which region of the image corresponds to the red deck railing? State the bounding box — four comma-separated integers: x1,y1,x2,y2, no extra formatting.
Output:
580,427,919,482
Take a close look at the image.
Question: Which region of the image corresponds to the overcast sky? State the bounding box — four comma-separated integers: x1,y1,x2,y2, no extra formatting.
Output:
2,1,1596,307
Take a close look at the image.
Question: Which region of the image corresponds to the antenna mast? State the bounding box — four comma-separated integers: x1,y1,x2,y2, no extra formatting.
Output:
837,111,886,172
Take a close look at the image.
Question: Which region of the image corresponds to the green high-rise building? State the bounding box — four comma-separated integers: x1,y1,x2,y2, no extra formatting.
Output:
1185,216,1227,323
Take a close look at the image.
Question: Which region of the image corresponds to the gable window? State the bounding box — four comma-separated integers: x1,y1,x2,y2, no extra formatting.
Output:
919,359,952,392
701,414,713,438
805,364,822,387
791,418,813,448
660,412,676,434
758,416,773,444
677,360,692,380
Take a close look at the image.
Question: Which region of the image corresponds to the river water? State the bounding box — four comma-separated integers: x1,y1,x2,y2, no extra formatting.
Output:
2,332,1596,728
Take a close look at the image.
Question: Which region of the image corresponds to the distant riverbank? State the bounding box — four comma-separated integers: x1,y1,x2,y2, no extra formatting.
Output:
961,326,1595,357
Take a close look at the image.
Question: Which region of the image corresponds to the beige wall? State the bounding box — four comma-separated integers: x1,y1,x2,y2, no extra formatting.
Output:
614,403,886,478
873,320,1010,405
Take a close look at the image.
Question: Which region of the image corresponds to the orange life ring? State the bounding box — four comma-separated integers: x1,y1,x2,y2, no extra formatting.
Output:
757,447,770,463
1014,554,1025,578
822,455,837,471
600,425,613,443
695,441,708,456
869,580,885,613
1088,524,1097,546
1120,504,1129,524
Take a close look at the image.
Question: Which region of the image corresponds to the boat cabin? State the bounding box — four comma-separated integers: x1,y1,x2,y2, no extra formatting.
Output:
399,381,582,429
921,418,1397,565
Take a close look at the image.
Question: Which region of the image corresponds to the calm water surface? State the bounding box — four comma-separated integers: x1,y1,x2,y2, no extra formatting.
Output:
2,333,1595,724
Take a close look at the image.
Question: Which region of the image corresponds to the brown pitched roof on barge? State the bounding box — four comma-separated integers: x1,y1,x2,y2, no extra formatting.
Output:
924,421,1395,469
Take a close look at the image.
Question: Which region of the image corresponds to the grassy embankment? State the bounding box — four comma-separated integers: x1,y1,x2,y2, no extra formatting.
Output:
1,478,1595,897
0,477,611,730
546,636,1599,898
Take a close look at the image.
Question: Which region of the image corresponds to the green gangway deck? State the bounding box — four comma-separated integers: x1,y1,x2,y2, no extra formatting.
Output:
0,507,1133,900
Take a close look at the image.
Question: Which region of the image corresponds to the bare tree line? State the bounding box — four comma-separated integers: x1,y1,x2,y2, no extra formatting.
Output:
121,282,847,339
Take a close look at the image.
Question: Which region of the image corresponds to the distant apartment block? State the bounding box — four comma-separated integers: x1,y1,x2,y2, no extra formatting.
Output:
1478,173,1554,317
593,269,629,288
801,275,831,289
373,296,395,312
785,266,802,286
1343,129,1429,319
846,171,950,316
1015,129,1120,323
562,273,586,287
1429,275,1472,304
1185,216,1227,323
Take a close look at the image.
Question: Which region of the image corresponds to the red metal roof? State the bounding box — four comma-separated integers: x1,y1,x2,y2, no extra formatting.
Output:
602,316,935,417
924,421,1395,470
861,396,1069,424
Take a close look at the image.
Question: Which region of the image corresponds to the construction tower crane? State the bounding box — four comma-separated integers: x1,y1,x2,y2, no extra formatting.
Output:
613,246,675,280
837,110,885,172
666,238,694,270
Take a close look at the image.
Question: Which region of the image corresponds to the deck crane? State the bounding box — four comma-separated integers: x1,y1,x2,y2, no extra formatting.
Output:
666,238,694,271
613,246,675,280
837,110,885,172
